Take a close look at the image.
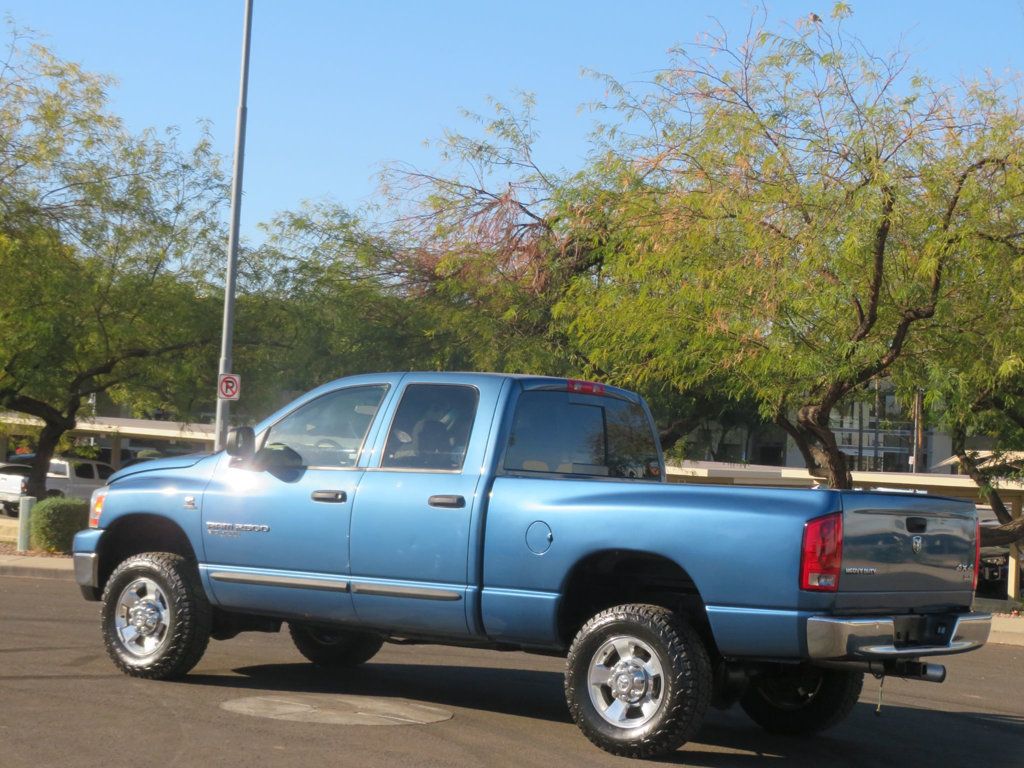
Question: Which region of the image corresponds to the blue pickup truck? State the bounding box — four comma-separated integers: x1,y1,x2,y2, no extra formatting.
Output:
73,372,991,757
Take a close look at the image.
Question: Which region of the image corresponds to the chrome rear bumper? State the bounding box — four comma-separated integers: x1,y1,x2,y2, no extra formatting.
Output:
807,612,991,659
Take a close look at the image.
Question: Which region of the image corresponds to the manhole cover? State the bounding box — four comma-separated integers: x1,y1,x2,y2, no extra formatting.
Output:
221,693,453,726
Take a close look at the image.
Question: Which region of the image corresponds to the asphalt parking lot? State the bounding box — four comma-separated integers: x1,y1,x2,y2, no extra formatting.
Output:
2,575,1022,768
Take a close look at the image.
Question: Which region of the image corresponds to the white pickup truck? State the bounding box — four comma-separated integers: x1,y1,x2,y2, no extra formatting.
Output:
0,458,114,516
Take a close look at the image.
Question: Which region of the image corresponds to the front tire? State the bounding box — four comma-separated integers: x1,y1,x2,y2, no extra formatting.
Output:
565,604,712,758
100,552,211,679
288,623,383,668
740,667,863,735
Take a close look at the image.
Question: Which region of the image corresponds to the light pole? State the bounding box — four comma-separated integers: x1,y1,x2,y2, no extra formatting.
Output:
215,0,254,451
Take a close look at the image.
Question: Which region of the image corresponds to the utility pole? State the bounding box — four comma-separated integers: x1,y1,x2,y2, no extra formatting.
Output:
215,0,254,451
911,389,925,474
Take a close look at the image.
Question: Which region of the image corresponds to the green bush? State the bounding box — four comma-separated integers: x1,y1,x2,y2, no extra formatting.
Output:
30,497,89,553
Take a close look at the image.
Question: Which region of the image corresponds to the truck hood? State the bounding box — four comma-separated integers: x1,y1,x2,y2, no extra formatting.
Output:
109,453,210,483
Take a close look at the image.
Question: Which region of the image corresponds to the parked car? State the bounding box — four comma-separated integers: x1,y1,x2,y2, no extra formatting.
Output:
0,457,115,516
73,373,990,758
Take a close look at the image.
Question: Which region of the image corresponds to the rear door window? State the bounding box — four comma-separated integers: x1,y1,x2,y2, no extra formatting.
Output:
382,384,478,471
73,463,95,479
503,390,661,480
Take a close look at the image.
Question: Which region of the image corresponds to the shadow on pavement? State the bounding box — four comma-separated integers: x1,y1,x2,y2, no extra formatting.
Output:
183,662,1024,766
186,661,572,723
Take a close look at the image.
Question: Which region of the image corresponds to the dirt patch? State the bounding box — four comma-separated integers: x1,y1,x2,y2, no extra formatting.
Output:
0,541,71,558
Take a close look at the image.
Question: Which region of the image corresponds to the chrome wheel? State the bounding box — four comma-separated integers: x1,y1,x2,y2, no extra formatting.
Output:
587,634,666,728
113,577,171,658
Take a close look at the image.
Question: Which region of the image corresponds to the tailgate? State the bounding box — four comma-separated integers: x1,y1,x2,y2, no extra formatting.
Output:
838,492,976,598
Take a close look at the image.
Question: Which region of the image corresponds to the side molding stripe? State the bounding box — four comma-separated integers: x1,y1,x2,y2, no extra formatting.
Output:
209,571,350,592
352,583,462,601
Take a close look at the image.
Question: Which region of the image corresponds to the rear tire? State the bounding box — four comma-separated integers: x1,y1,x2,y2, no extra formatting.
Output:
288,623,383,668
740,667,863,735
565,604,711,758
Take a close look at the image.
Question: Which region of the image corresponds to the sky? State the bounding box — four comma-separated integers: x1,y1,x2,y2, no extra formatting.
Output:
4,1,1024,242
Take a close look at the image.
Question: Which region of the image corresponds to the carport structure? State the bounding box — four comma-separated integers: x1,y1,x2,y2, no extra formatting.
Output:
0,412,215,469
667,462,1024,601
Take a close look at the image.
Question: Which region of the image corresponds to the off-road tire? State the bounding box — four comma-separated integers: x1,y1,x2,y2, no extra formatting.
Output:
740,667,863,735
101,552,211,679
565,604,712,758
288,623,384,668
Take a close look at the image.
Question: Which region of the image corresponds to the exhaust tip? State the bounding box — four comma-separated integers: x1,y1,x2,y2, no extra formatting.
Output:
921,663,946,683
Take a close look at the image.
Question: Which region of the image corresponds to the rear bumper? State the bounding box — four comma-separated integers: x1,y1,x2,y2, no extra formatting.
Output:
807,612,991,659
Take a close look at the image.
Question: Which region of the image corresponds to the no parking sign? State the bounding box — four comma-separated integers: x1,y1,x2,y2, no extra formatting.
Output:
218,373,241,401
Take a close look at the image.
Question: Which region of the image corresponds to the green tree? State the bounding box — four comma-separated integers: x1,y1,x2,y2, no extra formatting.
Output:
559,6,1024,493
0,33,226,497
901,272,1024,544
229,206,456,413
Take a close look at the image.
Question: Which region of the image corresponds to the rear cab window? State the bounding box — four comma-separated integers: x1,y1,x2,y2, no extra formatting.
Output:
503,388,662,480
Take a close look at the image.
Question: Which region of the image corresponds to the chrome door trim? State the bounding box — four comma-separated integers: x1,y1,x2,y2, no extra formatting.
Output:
209,571,350,592
351,582,462,601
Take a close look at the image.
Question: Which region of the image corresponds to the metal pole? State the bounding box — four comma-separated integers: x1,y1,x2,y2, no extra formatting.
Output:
17,496,36,552
215,0,254,452
1009,496,1021,602
911,389,924,474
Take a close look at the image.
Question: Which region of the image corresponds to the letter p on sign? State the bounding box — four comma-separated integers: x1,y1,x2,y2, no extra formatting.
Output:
218,373,241,401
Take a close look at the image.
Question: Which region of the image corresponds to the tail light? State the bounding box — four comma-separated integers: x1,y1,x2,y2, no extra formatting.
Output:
89,489,106,528
973,519,981,592
20,477,27,494
801,512,843,592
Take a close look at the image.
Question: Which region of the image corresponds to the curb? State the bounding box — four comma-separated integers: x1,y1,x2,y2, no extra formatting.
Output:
0,556,73,580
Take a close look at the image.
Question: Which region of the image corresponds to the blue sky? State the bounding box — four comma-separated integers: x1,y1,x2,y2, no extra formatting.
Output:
5,1,1024,241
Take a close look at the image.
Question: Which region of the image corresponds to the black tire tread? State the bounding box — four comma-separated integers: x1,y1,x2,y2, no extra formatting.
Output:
740,668,863,735
288,622,383,668
101,552,211,680
565,603,712,758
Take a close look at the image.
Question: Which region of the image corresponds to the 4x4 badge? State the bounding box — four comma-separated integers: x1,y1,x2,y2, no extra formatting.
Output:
912,535,923,554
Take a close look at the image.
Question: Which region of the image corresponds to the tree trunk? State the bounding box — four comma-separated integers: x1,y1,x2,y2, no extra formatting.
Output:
951,426,1013,524
797,405,853,489
658,416,701,452
980,517,1024,547
26,421,66,500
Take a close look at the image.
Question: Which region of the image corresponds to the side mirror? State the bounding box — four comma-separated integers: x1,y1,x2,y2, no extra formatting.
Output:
226,427,255,459
252,443,304,472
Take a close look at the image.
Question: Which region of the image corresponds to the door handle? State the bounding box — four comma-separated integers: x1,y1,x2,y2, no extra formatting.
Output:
311,490,347,503
428,494,465,509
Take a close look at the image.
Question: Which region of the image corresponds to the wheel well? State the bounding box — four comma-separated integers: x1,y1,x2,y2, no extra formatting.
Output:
557,550,719,658
97,515,198,592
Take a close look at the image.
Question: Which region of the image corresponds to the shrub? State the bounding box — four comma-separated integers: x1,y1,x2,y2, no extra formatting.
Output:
30,497,89,553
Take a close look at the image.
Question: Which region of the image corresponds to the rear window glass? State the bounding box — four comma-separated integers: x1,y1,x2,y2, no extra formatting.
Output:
504,391,661,480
